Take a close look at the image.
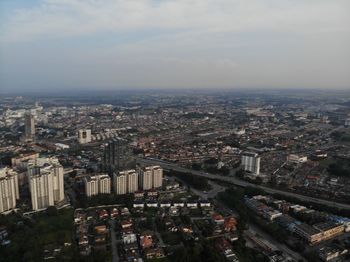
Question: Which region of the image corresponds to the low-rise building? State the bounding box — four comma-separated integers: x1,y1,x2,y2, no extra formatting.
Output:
287,154,307,164
313,222,344,241
262,209,282,221
318,245,348,262
294,223,323,245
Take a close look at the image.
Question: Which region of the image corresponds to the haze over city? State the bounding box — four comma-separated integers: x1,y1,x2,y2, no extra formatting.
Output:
1,0,350,92
1,1,350,262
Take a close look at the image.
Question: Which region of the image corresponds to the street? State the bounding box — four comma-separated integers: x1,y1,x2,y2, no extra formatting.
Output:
109,220,120,262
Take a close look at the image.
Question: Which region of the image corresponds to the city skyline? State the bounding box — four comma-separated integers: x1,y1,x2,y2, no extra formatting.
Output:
1,0,349,92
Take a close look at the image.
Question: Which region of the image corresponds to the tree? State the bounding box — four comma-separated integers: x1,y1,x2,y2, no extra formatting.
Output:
192,163,202,170
204,158,218,165
46,206,58,216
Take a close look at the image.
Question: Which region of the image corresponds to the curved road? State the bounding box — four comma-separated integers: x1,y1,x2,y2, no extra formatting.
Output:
138,158,350,211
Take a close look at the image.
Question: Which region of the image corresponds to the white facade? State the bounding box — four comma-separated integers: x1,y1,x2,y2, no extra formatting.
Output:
84,176,98,197
139,168,153,190
84,174,111,197
127,171,138,193
99,175,111,194
241,152,260,175
114,172,127,195
78,129,92,144
29,173,54,210
152,166,163,189
114,170,138,195
28,157,64,210
138,166,163,190
0,168,19,213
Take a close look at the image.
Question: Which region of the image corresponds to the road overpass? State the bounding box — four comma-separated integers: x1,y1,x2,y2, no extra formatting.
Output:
137,158,350,211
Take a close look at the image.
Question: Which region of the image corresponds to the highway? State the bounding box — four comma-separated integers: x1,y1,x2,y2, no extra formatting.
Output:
137,158,350,211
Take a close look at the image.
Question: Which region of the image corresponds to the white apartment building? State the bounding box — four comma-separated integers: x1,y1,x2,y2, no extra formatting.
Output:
78,129,92,144
127,170,138,193
99,174,111,194
139,167,153,190
0,167,19,213
152,166,163,189
84,174,111,197
241,152,260,175
114,172,127,195
138,166,163,191
84,176,98,197
114,170,138,195
28,157,64,211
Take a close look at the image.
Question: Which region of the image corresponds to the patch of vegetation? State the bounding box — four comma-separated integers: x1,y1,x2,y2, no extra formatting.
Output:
161,232,182,245
168,240,226,262
0,208,78,262
76,193,133,208
166,170,211,191
327,159,350,177
217,187,249,232
233,238,269,262
331,131,350,142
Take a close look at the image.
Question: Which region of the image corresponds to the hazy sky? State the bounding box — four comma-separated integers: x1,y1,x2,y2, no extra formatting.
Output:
1,0,349,92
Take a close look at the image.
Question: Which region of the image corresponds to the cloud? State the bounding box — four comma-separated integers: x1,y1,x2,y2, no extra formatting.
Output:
1,0,349,42
0,0,349,90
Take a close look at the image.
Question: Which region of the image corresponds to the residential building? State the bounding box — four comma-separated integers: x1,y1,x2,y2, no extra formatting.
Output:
84,174,111,197
28,157,64,210
78,129,91,144
84,176,98,197
313,222,344,241
114,170,138,195
138,166,163,191
294,223,321,244
127,170,138,193
293,220,345,245
98,174,111,194
24,111,35,141
138,167,153,190
114,172,127,195
262,209,282,221
152,166,163,189
103,138,128,172
11,152,39,170
241,152,260,175
319,245,348,262
0,167,19,213
294,223,323,245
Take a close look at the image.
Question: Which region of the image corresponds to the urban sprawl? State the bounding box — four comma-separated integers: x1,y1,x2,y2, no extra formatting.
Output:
0,91,350,262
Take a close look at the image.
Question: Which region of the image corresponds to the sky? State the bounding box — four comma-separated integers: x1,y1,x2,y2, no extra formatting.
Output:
0,0,349,92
